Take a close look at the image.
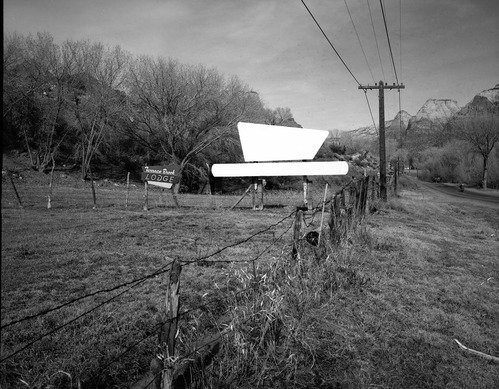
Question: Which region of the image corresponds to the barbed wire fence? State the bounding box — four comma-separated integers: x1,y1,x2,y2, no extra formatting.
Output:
1,172,393,388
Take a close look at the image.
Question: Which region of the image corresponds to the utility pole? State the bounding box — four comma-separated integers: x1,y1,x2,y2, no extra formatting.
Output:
359,80,405,201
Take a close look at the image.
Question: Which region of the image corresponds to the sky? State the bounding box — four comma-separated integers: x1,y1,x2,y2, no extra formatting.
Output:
3,0,499,131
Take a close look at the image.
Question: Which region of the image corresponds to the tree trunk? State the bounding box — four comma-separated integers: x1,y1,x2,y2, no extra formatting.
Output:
482,153,488,189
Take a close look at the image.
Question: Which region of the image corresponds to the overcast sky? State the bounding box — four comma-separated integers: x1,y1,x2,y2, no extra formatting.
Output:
3,0,499,131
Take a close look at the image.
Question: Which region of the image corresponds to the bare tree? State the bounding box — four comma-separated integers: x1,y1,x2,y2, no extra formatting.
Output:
450,113,499,188
125,56,262,193
63,40,130,179
264,106,301,127
19,32,72,172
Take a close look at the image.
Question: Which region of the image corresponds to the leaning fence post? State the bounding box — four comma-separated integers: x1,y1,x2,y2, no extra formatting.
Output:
6,169,23,209
158,259,182,389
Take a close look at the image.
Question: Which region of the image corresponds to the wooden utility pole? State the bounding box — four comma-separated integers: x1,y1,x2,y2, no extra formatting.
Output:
359,81,404,201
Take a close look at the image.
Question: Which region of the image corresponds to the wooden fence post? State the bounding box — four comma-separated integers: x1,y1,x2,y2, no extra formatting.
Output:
89,168,97,209
257,178,264,210
292,208,305,259
329,193,342,246
157,259,182,389
252,178,257,210
143,181,149,211
394,163,398,195
6,169,23,209
230,184,252,210
47,156,55,209
126,172,130,208
317,184,328,247
361,176,369,218
302,176,313,210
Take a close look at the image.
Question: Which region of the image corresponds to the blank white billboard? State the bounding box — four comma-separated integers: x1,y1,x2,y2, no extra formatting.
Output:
238,122,329,162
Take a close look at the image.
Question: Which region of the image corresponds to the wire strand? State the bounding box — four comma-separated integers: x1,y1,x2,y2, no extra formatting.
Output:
364,91,378,133
1,259,175,329
343,0,375,83
367,0,386,81
379,0,399,84
300,0,362,86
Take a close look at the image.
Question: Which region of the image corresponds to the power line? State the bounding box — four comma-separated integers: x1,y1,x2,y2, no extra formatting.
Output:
363,91,378,132
343,0,375,83
300,0,362,86
367,0,386,81
398,0,403,134
379,0,399,84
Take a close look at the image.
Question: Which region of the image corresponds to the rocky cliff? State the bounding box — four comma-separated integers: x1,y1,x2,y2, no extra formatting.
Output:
406,99,460,135
342,84,498,146
386,110,412,139
457,84,499,116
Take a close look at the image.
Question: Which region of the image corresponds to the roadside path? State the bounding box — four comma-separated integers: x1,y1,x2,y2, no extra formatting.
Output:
415,179,499,210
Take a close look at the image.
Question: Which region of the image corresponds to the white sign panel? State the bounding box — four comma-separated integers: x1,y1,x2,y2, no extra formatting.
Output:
238,122,329,162
148,182,173,189
212,161,349,177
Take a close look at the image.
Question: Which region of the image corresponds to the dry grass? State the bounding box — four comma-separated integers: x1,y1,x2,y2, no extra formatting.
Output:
2,172,499,388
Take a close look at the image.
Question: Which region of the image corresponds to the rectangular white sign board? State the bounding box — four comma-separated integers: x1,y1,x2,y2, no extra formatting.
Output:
212,161,348,177
238,122,328,162
148,182,173,188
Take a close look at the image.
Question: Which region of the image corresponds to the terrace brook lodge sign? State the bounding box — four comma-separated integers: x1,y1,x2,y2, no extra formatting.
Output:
141,164,180,189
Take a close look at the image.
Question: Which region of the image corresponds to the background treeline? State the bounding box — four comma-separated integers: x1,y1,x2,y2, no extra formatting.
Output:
3,32,302,193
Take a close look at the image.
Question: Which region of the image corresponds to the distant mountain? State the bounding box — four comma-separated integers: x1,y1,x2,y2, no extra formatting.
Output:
340,84,498,150
386,110,412,139
406,99,460,135
456,84,499,116
477,84,499,104
342,111,409,143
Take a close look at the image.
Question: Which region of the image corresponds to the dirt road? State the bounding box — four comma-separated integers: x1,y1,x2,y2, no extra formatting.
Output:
415,180,499,209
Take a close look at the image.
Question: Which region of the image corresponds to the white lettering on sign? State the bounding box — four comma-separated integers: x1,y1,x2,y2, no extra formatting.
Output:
237,122,329,162
212,161,349,177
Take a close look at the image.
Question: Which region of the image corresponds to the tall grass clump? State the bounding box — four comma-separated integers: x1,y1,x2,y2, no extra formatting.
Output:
197,231,374,388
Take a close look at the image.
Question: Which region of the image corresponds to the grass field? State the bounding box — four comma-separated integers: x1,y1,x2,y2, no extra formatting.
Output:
1,172,499,388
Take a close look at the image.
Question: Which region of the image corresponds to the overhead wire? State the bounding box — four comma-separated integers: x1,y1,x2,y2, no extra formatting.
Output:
300,0,362,86
379,0,399,85
364,91,378,132
398,0,403,137
300,0,381,133
343,0,375,83
367,0,386,81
